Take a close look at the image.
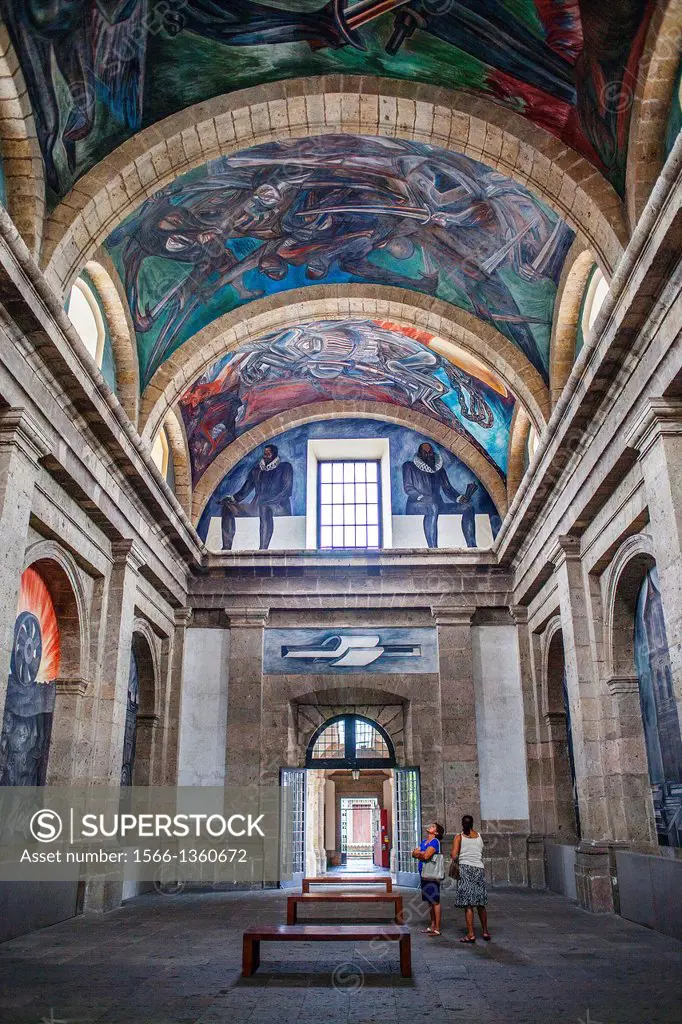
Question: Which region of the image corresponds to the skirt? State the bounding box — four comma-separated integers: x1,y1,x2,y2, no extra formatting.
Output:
455,864,488,907
420,878,441,905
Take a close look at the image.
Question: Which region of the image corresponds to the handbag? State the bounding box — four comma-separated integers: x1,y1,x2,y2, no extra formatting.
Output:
421,839,445,881
448,857,460,880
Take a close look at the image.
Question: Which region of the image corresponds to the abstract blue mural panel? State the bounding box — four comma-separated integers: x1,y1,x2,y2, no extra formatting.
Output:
264,627,438,675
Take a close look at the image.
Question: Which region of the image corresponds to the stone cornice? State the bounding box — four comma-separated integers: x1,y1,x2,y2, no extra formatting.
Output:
226,607,270,629
54,677,89,697
606,674,640,696
430,604,476,627
111,538,145,573
625,398,682,458
0,407,49,464
174,608,193,628
547,535,582,569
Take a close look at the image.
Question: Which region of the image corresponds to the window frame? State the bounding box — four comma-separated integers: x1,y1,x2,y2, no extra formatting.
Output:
316,458,383,551
67,277,106,367
305,713,396,769
305,437,393,550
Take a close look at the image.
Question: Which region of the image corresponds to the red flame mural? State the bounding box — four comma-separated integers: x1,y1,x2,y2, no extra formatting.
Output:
16,567,60,683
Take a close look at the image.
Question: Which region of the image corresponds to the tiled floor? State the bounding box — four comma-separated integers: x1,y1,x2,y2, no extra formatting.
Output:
1,886,680,1024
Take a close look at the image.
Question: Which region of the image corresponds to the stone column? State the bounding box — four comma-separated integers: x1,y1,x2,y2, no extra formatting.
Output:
160,609,192,786
0,408,48,719
605,674,656,846
91,540,144,786
551,537,621,912
626,399,682,726
47,677,89,785
225,607,268,788
512,608,545,836
543,710,579,841
432,605,479,835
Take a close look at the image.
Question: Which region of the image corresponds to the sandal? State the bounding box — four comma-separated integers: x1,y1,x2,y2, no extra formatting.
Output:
459,936,476,943
427,930,441,936
421,928,435,934
482,932,492,941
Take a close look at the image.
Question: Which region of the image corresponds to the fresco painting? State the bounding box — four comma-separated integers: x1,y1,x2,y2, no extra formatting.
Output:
264,626,439,675
634,567,682,848
106,135,573,387
0,568,60,787
196,418,501,548
1,1,652,203
180,318,515,486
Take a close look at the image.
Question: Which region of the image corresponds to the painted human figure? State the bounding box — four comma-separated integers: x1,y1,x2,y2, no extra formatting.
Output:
402,442,477,548
220,444,293,550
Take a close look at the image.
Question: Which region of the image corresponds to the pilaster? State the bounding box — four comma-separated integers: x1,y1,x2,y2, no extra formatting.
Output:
550,536,609,841
432,605,479,834
225,607,269,788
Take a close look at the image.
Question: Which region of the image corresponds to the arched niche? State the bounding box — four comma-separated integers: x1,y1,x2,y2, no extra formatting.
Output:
542,622,580,840
124,624,159,788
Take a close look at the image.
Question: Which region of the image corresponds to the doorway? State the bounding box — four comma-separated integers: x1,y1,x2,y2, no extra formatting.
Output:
279,714,422,886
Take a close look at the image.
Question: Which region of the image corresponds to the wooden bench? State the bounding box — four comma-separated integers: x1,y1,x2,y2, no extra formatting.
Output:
241,924,411,978
287,892,404,924
302,875,392,893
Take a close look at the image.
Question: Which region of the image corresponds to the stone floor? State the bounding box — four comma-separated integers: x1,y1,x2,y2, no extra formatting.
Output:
1,886,680,1024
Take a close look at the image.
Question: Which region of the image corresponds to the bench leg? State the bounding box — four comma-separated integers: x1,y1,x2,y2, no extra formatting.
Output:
399,934,411,978
302,881,309,894
386,879,393,892
242,937,260,977
395,896,404,924
287,899,296,925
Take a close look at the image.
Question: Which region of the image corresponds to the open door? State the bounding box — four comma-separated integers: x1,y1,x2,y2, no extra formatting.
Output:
279,768,305,889
394,766,421,887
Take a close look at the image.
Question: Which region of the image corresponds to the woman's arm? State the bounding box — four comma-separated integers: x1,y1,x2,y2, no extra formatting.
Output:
451,833,461,859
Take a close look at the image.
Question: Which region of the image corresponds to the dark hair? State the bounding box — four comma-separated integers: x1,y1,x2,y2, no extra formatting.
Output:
263,443,278,456
432,822,445,840
461,815,474,834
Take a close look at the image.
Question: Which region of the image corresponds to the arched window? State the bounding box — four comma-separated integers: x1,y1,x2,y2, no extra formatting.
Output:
66,278,105,365
306,714,395,768
581,267,609,338
151,425,170,481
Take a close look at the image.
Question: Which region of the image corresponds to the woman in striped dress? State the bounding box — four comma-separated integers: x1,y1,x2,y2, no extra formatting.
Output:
451,814,490,943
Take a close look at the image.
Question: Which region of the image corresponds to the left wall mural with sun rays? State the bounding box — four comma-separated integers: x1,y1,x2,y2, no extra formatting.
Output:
179,317,515,487
0,568,60,787
104,135,574,390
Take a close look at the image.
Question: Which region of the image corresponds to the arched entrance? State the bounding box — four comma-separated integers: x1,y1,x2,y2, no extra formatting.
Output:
281,713,421,887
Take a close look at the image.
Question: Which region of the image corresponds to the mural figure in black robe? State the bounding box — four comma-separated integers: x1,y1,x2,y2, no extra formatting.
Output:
402,442,477,548
220,444,293,550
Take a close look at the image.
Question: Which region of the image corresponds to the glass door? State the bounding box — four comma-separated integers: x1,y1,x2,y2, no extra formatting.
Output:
279,768,306,888
394,766,421,887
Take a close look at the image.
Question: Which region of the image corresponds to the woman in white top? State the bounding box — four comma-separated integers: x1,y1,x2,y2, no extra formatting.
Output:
450,814,490,943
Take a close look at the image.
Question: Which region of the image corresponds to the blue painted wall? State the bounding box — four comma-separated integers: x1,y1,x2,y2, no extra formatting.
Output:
197,418,501,543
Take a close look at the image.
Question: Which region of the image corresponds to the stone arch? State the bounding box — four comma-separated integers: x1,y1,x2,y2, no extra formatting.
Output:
142,287,550,444
550,244,597,408
541,617,580,839
41,77,627,296
18,544,89,785
600,533,659,845
507,405,531,506
292,684,410,767
22,541,89,682
191,400,508,524
602,533,657,680
0,23,44,259
82,258,139,425
129,621,160,787
626,0,682,230
160,408,192,517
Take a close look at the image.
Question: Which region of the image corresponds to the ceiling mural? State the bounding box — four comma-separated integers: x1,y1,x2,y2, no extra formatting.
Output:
2,1,652,202
105,135,574,388
179,318,516,485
